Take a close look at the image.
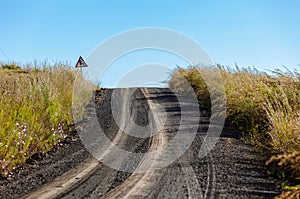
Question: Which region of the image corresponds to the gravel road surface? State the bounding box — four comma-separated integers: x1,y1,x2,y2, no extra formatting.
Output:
0,88,280,199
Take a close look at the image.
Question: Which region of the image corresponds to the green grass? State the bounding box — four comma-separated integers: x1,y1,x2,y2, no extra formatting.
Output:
1,63,21,70
169,65,300,198
0,62,88,176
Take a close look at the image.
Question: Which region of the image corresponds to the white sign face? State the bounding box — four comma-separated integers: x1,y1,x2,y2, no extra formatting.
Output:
75,56,88,68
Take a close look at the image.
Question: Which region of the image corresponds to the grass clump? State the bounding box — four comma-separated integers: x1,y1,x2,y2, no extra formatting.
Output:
0,62,87,176
169,65,300,197
169,67,211,105
1,63,21,70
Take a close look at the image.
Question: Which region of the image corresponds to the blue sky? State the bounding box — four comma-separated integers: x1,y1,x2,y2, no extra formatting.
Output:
1,1,300,86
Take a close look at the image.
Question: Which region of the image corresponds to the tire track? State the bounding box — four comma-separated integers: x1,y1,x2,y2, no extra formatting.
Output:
22,88,153,199
100,88,166,199
101,88,205,199
204,153,216,199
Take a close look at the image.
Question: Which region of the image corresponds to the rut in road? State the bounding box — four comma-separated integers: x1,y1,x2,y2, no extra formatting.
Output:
16,88,280,199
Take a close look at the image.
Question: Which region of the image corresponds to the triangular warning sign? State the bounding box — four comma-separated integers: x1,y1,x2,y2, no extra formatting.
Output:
75,56,88,68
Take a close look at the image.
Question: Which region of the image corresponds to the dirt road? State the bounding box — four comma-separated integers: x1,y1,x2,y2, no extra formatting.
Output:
0,88,280,199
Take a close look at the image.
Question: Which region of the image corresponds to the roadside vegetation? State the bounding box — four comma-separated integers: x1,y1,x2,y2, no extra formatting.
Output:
0,61,88,176
169,65,300,198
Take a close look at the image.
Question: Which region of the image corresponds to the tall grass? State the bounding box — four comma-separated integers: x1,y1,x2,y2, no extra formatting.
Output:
0,62,86,176
169,65,300,197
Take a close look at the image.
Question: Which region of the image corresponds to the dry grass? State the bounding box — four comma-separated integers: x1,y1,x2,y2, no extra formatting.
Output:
169,65,300,197
276,188,300,199
0,62,88,176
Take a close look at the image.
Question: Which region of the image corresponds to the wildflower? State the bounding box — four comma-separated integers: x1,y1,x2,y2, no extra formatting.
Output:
21,128,26,133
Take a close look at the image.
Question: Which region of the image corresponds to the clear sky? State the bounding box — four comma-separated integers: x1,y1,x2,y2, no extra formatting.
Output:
1,0,300,86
